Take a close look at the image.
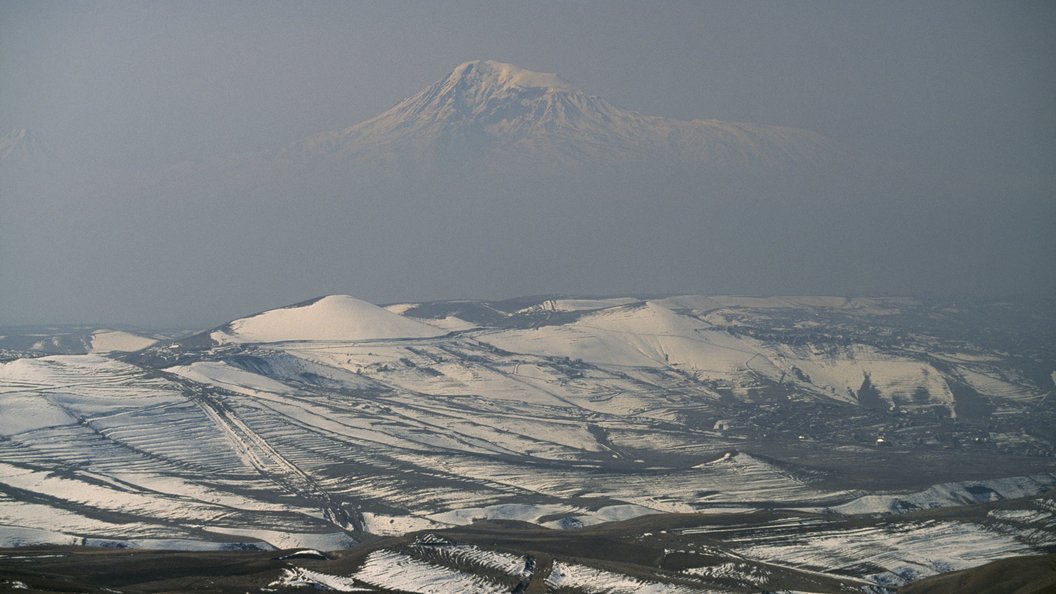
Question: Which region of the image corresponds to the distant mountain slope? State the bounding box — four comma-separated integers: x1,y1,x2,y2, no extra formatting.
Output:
0,128,47,163
0,326,158,356
0,128,60,185
89,329,158,353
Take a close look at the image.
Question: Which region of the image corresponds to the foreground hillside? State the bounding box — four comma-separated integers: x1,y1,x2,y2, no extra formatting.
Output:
1,294,1054,592
5,514,1053,593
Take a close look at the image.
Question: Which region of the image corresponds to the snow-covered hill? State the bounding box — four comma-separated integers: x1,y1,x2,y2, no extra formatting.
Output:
212,295,445,343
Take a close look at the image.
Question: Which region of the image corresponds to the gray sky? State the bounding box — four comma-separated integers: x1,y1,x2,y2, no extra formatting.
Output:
2,1,1054,328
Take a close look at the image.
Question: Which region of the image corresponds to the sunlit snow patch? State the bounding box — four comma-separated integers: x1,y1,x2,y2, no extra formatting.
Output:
546,560,713,593
410,541,530,578
351,549,508,593
275,549,328,560
683,562,770,587
270,567,368,592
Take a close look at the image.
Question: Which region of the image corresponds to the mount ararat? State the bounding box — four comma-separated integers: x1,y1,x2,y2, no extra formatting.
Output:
274,60,846,175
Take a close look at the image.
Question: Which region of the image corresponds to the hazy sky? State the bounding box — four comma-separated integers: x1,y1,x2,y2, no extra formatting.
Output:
2,1,1054,327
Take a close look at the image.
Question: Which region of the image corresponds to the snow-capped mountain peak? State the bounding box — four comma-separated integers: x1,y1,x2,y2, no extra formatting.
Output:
285,60,846,172
358,59,613,136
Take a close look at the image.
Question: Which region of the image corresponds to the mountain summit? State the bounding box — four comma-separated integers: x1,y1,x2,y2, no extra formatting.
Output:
285,60,844,173
442,59,574,93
